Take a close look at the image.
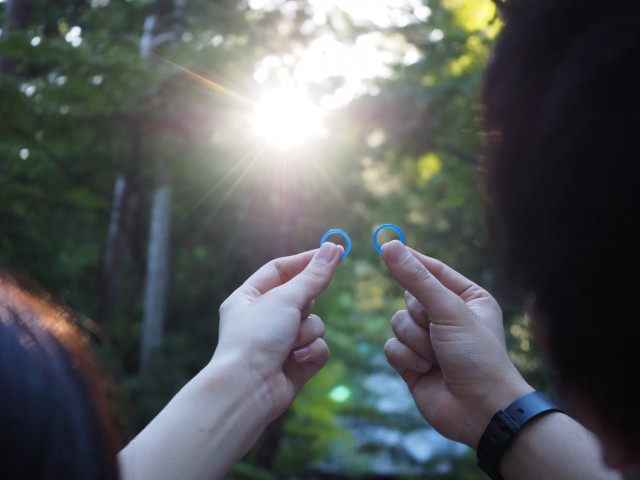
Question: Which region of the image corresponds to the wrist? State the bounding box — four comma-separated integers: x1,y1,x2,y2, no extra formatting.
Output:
476,391,563,480
119,353,277,480
203,352,274,429
466,370,533,448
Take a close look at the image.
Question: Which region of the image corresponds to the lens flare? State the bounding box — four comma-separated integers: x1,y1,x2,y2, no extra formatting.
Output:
329,385,352,403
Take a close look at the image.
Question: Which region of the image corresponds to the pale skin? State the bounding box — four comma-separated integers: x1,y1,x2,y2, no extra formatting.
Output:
118,242,343,480
381,239,622,480
119,238,623,480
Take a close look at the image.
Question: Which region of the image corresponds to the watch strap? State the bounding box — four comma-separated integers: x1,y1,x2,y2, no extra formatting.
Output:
477,391,562,480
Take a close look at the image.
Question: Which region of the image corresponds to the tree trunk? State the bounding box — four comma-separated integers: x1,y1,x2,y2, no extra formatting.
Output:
140,171,172,374
137,0,183,375
98,172,140,327
0,0,34,74
98,174,128,325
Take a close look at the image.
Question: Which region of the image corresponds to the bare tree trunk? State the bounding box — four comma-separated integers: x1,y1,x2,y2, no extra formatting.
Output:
0,0,33,74
99,173,140,327
140,170,172,374
98,174,128,325
137,1,182,375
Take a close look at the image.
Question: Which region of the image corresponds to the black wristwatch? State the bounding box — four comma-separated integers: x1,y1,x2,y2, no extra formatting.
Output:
477,391,563,480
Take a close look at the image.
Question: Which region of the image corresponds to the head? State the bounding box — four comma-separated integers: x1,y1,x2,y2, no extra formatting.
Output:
0,275,119,480
482,0,640,470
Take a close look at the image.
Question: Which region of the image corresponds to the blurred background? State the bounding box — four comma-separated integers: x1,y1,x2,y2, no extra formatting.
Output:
0,0,549,478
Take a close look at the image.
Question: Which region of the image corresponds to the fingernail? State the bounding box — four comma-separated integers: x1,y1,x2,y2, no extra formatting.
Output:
292,346,311,362
416,357,432,372
316,242,338,264
382,240,409,265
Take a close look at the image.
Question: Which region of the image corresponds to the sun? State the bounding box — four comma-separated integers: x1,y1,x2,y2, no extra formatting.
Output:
251,89,325,149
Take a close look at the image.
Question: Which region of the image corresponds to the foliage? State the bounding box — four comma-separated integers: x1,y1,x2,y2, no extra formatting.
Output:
0,0,545,477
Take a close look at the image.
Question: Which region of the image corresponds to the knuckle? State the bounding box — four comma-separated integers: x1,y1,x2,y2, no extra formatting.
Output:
405,263,431,287
390,310,404,328
317,339,330,358
383,338,397,357
299,266,325,286
491,297,502,315
307,314,326,337
317,320,326,338
219,298,231,316
271,259,290,284
390,310,409,335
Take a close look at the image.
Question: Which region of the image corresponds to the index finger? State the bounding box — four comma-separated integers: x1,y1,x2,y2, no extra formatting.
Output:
381,240,469,326
406,247,490,304
228,243,343,308
227,249,317,307
272,242,342,310
249,250,318,295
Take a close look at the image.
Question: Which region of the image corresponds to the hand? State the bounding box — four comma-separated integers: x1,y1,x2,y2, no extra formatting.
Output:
381,240,532,448
212,242,342,423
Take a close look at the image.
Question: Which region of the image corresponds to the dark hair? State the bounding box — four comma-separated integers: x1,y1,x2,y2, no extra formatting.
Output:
0,275,120,480
482,0,640,453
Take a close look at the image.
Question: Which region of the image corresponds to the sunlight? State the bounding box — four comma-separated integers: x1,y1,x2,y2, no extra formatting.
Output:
307,0,430,28
251,90,325,149
254,30,420,112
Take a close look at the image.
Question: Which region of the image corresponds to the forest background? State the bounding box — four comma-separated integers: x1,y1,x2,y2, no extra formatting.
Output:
0,0,549,478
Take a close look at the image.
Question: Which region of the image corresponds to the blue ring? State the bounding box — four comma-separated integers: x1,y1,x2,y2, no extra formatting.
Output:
373,224,405,254
320,229,351,259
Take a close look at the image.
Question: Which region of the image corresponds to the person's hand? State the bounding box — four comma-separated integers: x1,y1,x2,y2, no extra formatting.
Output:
212,242,342,423
381,240,532,448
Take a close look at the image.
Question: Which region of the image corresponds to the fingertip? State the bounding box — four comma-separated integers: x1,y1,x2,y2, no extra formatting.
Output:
415,357,433,373
292,338,330,367
381,240,410,265
315,339,330,366
315,241,340,264
383,337,397,358
295,313,326,347
291,346,312,363
383,338,404,375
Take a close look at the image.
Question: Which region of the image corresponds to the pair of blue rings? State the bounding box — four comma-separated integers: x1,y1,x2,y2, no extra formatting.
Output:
320,224,405,259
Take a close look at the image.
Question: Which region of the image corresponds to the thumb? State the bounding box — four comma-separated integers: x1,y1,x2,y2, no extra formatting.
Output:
276,242,342,309
381,240,467,326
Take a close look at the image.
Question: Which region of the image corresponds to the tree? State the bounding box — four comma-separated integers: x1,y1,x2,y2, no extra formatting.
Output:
0,0,33,73
1,0,546,477
137,0,180,376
